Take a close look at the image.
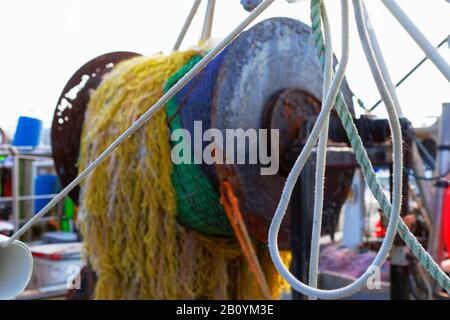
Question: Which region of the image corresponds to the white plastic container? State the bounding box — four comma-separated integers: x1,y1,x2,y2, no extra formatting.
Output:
0,235,33,300
27,242,83,290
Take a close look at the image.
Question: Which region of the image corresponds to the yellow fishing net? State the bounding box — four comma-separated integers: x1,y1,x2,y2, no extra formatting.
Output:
78,51,290,300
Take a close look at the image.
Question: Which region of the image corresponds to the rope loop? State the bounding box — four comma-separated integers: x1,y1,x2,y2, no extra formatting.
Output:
268,0,450,299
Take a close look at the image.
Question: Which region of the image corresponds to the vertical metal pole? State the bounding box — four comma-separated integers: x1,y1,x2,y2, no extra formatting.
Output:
201,0,216,42
412,144,436,224
390,259,409,300
28,159,37,242
381,0,450,82
12,153,20,233
429,104,450,268
342,169,366,250
291,154,315,300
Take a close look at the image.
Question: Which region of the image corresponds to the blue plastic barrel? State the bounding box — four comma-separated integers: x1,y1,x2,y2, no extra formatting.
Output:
34,175,59,214
13,116,43,148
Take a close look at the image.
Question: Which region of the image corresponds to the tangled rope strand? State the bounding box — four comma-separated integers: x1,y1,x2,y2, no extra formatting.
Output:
269,0,408,300
308,0,334,298
268,0,398,300
306,0,450,293
352,0,450,293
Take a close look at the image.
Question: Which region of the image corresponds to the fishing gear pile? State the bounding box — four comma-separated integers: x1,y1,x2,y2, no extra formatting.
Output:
78,51,290,300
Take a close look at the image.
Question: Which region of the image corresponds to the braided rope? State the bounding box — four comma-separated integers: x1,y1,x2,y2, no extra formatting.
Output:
310,0,450,293
308,1,334,298
268,0,396,299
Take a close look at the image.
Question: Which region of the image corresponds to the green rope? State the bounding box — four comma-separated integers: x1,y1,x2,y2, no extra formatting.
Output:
164,55,233,237
311,0,450,293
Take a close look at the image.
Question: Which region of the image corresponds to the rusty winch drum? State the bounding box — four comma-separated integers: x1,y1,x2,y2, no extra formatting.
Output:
51,51,141,204
171,17,355,248
51,18,354,249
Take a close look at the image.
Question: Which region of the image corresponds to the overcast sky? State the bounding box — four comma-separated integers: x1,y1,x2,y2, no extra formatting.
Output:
0,0,449,136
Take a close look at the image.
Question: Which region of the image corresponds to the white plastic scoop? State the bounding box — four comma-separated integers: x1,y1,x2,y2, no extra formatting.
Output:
0,235,33,300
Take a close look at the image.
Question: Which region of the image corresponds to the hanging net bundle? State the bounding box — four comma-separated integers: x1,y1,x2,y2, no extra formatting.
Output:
78,50,290,300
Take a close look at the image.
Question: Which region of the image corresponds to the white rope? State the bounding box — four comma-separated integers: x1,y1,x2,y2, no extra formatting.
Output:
173,0,203,51
308,1,333,299
361,1,403,117
268,0,405,299
364,0,435,225
201,0,216,42
0,0,277,247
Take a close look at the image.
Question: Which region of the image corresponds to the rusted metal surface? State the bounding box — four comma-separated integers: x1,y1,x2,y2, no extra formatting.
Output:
49,18,355,249
265,89,321,175
51,52,140,204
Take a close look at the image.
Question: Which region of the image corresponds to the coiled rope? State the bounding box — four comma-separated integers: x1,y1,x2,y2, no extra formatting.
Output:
269,0,402,300
79,52,197,299
79,51,290,300
268,0,450,299
352,0,450,293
